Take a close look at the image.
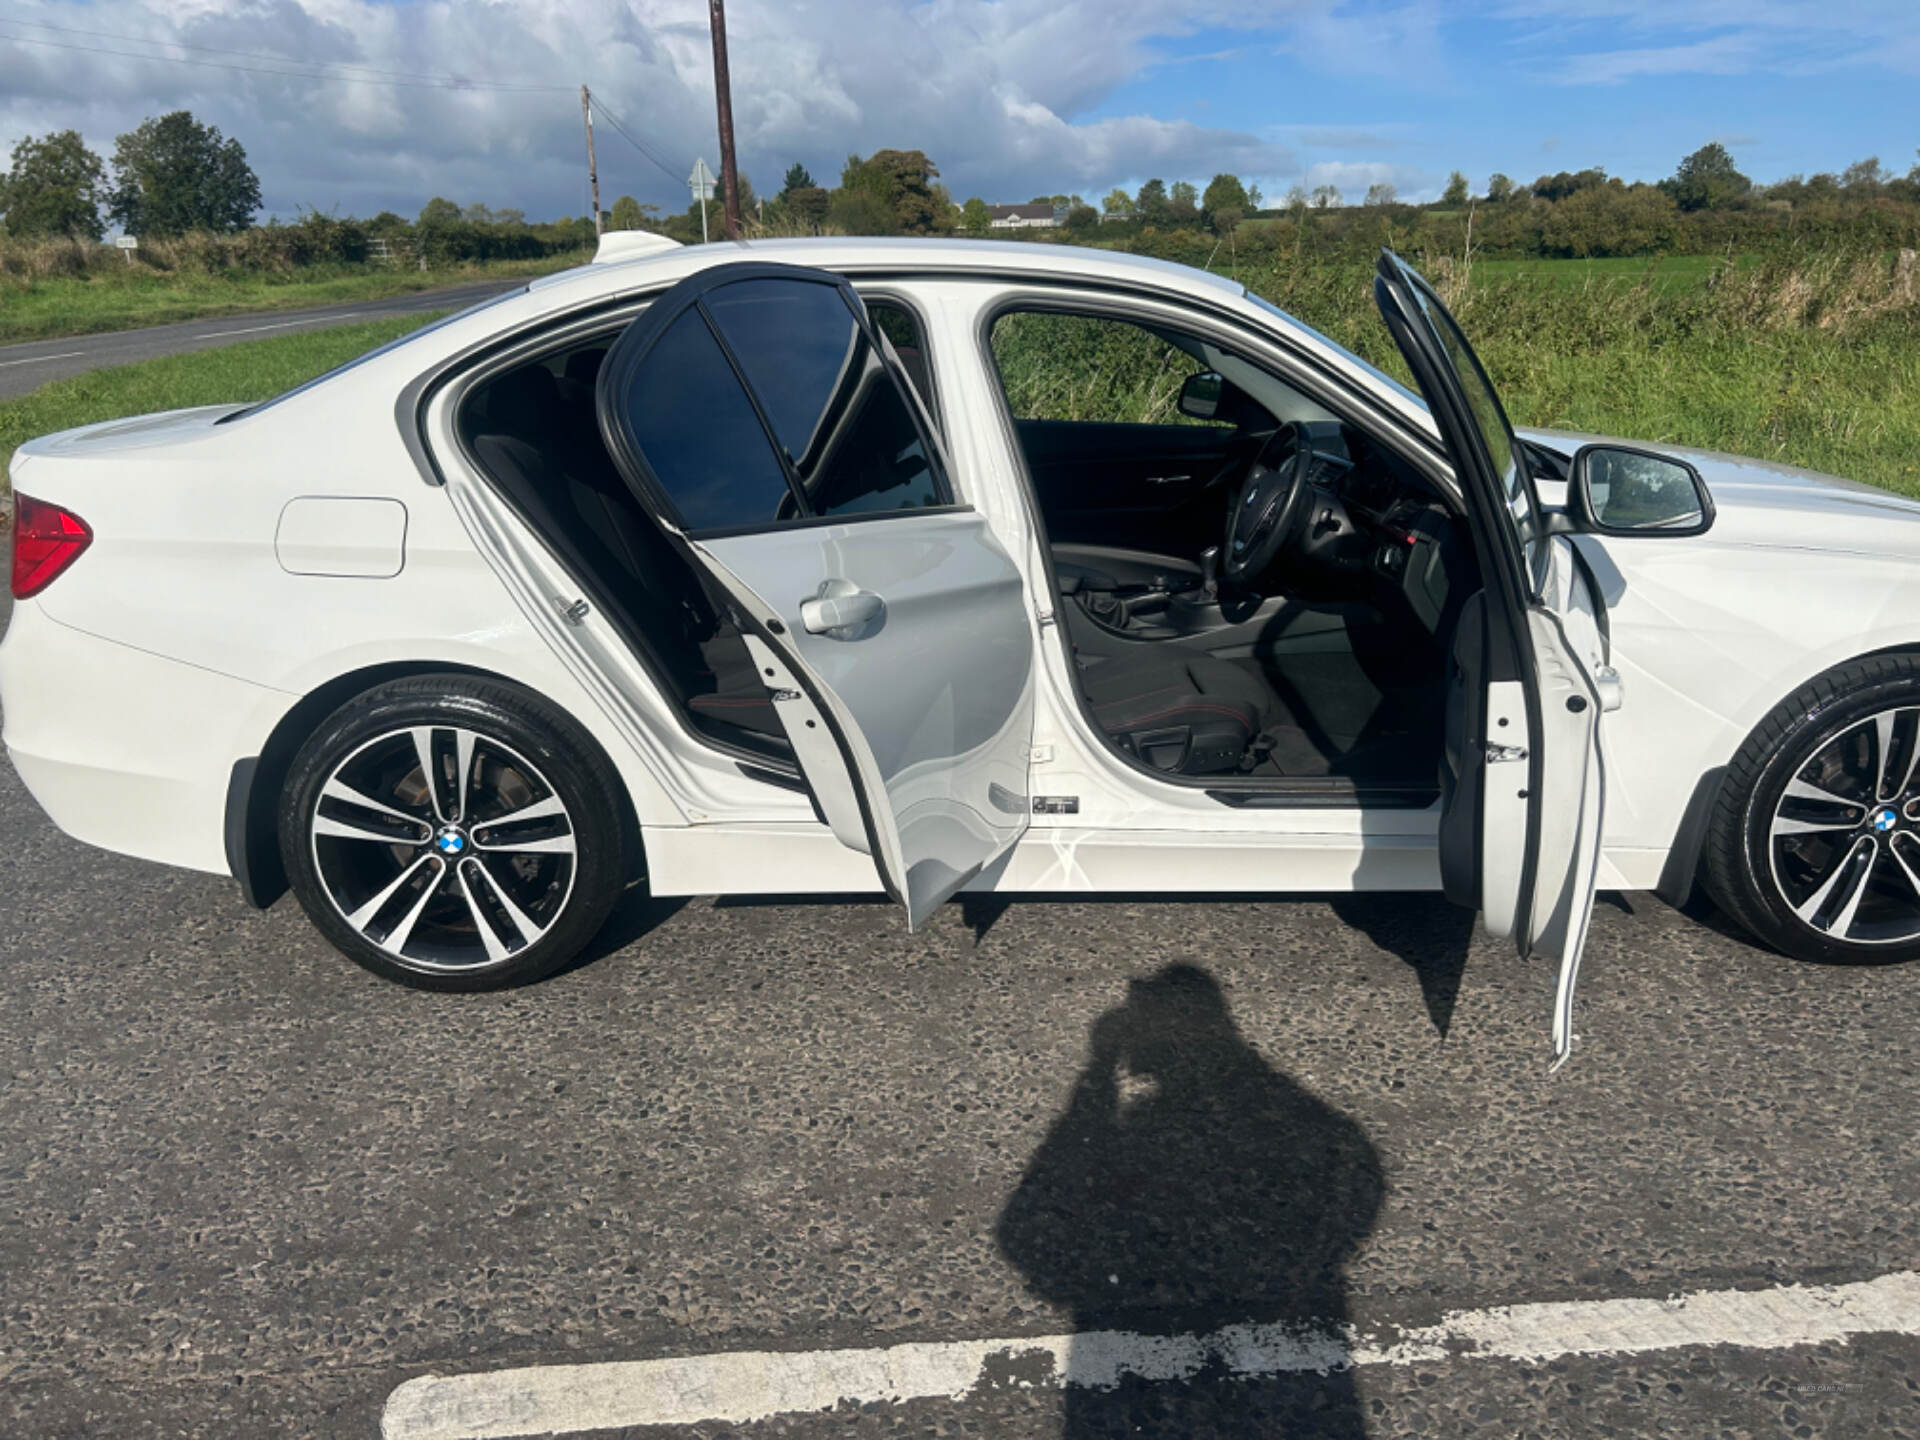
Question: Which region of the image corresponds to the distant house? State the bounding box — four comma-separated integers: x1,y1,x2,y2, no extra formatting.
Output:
1099,206,1135,224
988,203,1059,230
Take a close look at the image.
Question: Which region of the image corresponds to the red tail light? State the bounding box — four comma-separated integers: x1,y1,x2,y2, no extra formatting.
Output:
10,493,93,600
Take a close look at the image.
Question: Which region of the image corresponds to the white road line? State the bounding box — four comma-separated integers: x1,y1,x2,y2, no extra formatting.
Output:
0,350,85,369
381,1270,1920,1439
199,312,365,339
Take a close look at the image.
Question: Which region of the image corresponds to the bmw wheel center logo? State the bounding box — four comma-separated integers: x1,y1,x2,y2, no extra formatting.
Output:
435,825,469,855
1870,807,1899,834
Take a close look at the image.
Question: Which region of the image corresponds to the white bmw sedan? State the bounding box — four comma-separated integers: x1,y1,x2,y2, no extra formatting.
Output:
6,236,1918,1063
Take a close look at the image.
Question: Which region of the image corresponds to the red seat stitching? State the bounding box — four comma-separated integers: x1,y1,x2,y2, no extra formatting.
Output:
1104,702,1253,729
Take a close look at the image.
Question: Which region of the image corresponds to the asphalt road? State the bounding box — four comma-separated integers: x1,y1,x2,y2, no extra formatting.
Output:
0,281,523,401
2,593,1918,1437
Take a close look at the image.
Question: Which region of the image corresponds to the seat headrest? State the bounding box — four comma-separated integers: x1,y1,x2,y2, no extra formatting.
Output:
480,364,561,438
564,348,608,391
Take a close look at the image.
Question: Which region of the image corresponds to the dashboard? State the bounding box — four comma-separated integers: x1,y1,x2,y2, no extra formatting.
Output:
1293,422,1469,634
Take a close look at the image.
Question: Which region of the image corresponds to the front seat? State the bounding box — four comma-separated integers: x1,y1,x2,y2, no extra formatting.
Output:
1075,648,1271,775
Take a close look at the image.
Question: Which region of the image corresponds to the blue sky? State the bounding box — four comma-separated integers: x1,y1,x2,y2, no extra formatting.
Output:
1088,3,1920,202
1,1,1916,220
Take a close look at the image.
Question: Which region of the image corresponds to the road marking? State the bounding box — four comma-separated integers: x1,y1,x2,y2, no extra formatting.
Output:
0,350,85,369
199,313,364,339
381,1270,1920,1438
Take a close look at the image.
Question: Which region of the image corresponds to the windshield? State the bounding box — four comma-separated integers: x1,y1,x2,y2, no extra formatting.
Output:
1246,294,1424,409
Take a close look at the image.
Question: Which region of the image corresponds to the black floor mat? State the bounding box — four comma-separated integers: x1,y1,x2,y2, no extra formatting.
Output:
1232,649,1444,783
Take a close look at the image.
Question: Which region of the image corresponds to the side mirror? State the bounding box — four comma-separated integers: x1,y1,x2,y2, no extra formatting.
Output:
1178,371,1224,421
1569,444,1714,537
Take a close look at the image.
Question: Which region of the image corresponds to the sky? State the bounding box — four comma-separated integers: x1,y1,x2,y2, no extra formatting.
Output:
1,0,1917,224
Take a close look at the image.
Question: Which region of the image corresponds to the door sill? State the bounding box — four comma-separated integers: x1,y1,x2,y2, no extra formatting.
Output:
1206,781,1438,810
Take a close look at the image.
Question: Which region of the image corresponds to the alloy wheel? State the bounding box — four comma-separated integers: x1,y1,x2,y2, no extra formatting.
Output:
1768,704,1920,945
309,725,578,972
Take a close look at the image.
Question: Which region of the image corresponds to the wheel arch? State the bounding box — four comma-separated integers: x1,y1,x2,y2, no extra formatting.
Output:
1659,640,1920,909
224,660,645,909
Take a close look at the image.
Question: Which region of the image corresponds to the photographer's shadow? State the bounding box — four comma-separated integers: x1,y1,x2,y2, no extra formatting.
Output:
997,964,1383,1437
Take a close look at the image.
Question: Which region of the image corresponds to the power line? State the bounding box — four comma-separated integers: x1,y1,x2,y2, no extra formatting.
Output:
0,23,572,92
585,92,686,187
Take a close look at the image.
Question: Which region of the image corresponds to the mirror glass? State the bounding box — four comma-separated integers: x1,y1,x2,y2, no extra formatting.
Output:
1178,371,1223,421
1581,447,1706,531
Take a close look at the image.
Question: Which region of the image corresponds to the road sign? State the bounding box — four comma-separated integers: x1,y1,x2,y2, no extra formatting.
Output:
113,235,137,249
689,158,717,243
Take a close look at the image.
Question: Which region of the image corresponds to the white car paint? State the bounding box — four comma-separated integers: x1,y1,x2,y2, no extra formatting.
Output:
4,236,1918,932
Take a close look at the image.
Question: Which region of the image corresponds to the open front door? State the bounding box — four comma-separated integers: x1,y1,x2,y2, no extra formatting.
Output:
597,262,1036,928
1374,252,1608,1067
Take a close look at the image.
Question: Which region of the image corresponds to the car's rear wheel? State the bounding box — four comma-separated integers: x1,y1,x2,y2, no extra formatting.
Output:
279,675,627,990
1705,652,1920,965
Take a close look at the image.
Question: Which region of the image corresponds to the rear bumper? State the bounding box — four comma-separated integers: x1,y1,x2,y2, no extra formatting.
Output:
0,600,290,876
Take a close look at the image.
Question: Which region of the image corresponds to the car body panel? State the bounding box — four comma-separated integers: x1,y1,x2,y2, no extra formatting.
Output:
1521,428,1920,888
581,260,1040,927
3,237,1918,924
1372,252,1608,1062
693,514,1037,926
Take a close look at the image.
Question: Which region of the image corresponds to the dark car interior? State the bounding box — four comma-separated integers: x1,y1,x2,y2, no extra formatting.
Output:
989,308,1478,793
459,333,797,763
455,295,1478,805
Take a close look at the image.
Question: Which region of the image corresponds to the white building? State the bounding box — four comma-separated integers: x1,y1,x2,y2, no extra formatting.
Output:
987,203,1060,230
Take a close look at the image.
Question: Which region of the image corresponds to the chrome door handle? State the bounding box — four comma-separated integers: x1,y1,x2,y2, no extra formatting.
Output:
1144,473,1193,485
800,578,885,638
1594,664,1624,713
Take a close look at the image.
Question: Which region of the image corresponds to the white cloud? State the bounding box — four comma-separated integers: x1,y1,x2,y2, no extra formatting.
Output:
1303,159,1441,204
1489,0,1920,81
0,0,1308,219
1557,33,1762,84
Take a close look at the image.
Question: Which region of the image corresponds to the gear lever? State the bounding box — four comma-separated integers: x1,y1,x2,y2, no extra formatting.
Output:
1197,545,1221,601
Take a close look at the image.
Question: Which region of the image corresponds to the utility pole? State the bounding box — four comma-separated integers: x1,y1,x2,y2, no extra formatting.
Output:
581,84,603,235
707,0,742,240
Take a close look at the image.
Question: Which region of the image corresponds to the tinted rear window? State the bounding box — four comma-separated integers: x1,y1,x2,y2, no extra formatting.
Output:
703,278,943,519
622,307,794,532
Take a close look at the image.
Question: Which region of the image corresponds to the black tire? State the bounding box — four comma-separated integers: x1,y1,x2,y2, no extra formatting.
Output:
1704,651,1920,965
279,674,628,990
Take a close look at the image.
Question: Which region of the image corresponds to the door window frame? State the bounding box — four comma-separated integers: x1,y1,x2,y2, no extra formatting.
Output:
597,262,967,543
972,283,1469,810
428,278,959,783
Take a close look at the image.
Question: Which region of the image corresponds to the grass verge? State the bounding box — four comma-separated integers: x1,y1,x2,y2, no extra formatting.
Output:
1,311,448,515
7,251,1920,523
0,255,575,346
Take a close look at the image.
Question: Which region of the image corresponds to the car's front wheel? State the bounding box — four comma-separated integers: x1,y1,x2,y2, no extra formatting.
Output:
279,675,628,990
1705,652,1920,965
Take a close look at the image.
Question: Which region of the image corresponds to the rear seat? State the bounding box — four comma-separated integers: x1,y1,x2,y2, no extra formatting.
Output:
466,361,785,744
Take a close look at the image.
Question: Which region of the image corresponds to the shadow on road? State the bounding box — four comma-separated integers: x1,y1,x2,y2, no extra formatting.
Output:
1328,893,1475,1039
543,882,689,980
997,963,1383,1437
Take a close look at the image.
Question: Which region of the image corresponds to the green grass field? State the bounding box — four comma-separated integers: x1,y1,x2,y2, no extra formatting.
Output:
5,247,1918,527
1466,254,1736,290
0,312,447,509
0,255,574,346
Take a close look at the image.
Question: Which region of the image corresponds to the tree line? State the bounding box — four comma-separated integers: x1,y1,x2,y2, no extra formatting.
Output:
0,111,598,267
614,139,1920,260
8,116,1920,267
0,113,261,240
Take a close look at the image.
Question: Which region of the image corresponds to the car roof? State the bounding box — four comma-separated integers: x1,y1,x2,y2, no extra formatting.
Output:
523,235,1247,308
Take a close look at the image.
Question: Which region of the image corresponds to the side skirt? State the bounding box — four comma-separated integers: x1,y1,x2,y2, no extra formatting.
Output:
644,823,1445,897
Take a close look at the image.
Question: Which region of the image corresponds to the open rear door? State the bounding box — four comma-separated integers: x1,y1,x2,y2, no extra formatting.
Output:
1374,252,1607,1067
596,262,1035,928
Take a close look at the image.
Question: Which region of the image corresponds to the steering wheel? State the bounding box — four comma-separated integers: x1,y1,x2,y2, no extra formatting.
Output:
1222,420,1315,584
